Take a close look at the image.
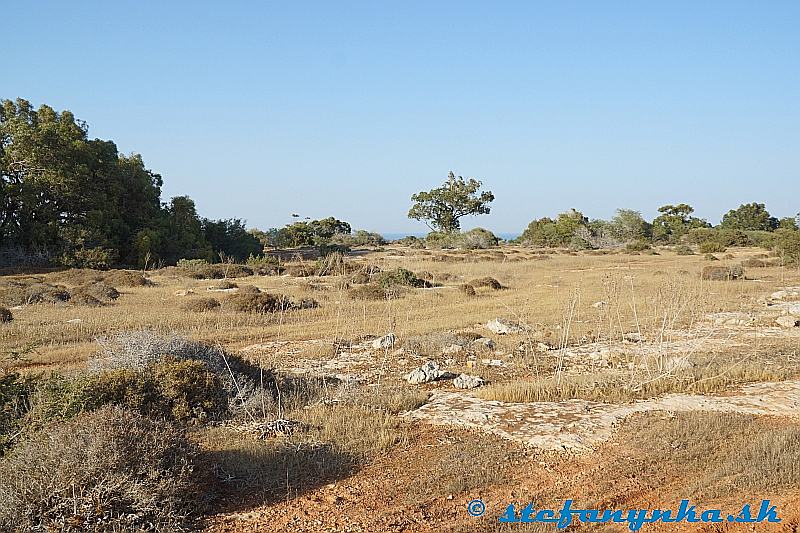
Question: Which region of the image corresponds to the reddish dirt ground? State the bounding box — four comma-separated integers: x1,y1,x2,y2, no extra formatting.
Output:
203,422,800,533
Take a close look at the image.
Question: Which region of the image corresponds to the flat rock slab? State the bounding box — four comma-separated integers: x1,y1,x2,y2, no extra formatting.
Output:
405,380,800,453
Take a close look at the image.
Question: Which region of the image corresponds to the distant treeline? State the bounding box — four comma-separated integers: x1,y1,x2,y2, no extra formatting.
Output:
1,99,798,268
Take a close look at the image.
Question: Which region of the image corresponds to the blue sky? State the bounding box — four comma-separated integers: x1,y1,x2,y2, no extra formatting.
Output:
4,1,798,233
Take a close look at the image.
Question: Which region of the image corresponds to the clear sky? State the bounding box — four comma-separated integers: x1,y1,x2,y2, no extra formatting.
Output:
4,1,798,233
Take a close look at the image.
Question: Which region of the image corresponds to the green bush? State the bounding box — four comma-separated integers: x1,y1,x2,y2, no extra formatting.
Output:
0,373,33,453
0,406,200,532
699,241,726,254
625,240,652,252
774,229,800,264
375,267,429,289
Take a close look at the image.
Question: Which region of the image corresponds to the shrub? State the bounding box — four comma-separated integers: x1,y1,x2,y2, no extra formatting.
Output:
0,307,11,323
348,284,401,300
468,277,504,290
375,267,429,289
699,241,726,254
76,281,120,301
0,373,32,452
92,331,273,417
774,229,800,264
68,290,104,307
625,240,652,252
674,245,694,255
0,281,71,306
395,235,424,248
459,284,476,296
0,406,200,532
210,280,237,290
701,265,744,281
181,297,221,312
225,292,293,313
245,254,283,275
178,259,253,279
60,245,116,270
459,228,500,249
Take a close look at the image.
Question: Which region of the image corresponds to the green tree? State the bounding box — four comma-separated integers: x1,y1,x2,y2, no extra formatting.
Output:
720,203,778,231
778,216,799,231
651,204,710,243
408,171,494,233
202,218,262,261
610,209,651,242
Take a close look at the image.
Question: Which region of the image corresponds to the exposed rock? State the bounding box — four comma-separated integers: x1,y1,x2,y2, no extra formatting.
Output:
705,312,753,327
788,304,800,316
453,374,485,389
372,333,396,349
481,359,505,367
776,315,800,328
592,301,607,309
486,318,524,335
771,288,800,301
471,337,496,350
174,289,195,296
442,343,464,355
623,332,643,343
406,361,442,384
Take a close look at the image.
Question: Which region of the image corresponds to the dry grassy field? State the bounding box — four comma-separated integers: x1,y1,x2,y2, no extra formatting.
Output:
2,244,800,532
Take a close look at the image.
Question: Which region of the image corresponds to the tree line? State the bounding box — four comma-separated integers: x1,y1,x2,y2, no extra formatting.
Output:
2,99,798,268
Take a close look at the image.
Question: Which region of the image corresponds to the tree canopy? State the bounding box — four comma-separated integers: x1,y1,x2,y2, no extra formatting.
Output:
408,172,494,233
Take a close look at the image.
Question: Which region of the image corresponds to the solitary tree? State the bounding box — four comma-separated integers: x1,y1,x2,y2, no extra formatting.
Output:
408,171,494,233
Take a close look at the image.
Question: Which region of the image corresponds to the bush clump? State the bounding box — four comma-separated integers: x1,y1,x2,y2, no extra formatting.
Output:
699,241,727,254
0,307,12,323
701,265,744,281
674,245,694,255
181,297,221,312
468,277,504,290
0,406,200,532
76,281,120,301
178,259,253,279
348,284,402,301
375,267,430,289
225,292,294,313
459,284,477,296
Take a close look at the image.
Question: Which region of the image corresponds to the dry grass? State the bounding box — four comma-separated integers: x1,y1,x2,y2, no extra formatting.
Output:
600,411,800,500
478,339,800,403
0,246,797,376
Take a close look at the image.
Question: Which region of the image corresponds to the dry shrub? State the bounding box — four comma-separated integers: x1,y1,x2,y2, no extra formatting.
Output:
68,290,104,307
92,331,274,418
460,284,476,296
0,307,11,323
741,258,770,268
468,276,504,290
0,406,200,533
49,268,152,287
225,292,293,313
701,264,744,280
0,280,71,306
181,297,221,312
348,284,403,301
236,284,261,295
210,280,237,290
76,281,120,301
102,270,152,287
283,264,313,277
374,267,431,288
